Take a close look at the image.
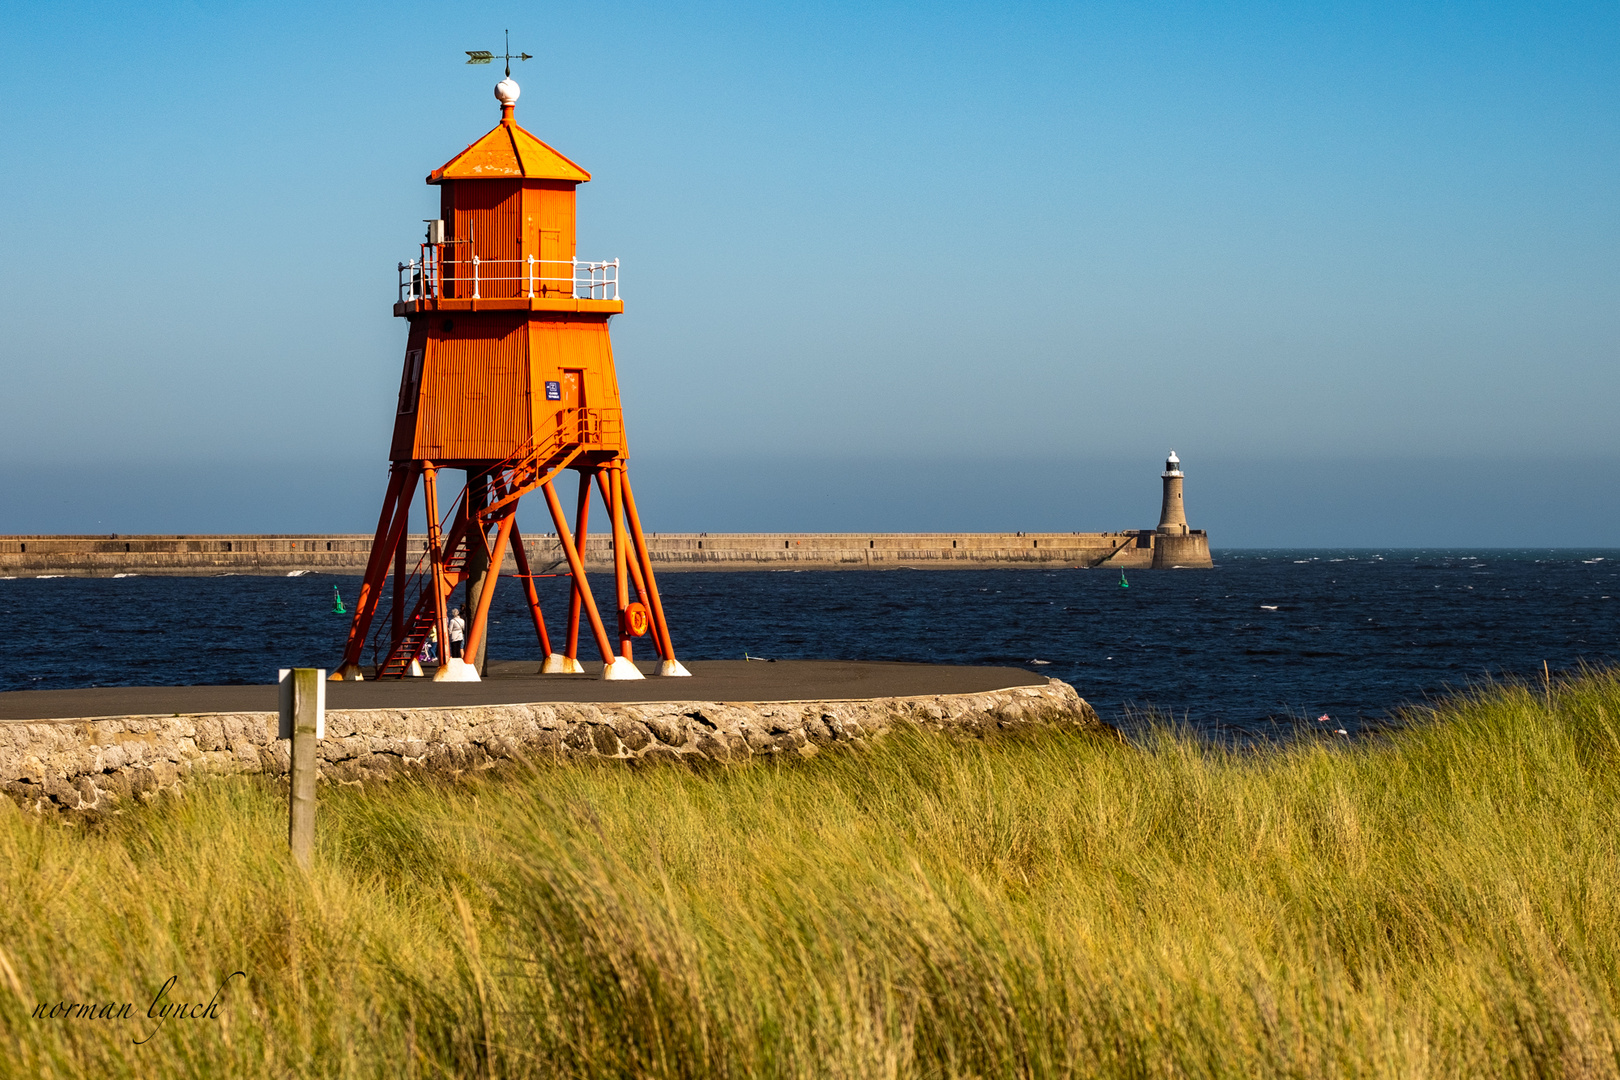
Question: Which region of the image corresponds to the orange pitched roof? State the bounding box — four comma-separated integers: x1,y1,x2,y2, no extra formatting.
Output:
428,120,591,184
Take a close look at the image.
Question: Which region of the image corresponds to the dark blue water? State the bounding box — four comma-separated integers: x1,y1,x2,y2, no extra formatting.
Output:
4,550,1617,740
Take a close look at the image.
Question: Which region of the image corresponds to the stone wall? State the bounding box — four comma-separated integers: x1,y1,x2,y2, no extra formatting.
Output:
0,531,1212,576
1,679,1099,813
1150,532,1214,569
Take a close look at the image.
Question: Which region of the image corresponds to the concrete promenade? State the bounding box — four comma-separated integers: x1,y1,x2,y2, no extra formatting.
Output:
0,529,1211,576
0,660,1051,722
0,661,1098,812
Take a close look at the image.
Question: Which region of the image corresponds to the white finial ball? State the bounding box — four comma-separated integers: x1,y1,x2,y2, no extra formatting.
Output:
495,78,521,106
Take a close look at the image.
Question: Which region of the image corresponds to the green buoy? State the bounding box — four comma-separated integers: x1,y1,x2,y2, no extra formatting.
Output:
1119,571,1129,588
331,586,346,614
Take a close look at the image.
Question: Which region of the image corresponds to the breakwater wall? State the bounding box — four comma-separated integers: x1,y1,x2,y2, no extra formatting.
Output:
1,679,1096,813
0,530,1211,576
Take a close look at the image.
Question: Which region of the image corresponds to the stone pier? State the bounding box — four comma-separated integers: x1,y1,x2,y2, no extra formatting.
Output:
0,662,1101,813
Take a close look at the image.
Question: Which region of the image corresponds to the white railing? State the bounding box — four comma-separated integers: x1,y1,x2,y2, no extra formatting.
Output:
398,247,620,303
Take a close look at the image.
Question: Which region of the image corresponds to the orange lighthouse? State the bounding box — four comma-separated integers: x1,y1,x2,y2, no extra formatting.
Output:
333,75,687,683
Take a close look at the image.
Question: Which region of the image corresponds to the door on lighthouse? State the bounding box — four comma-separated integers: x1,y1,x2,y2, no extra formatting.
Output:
561,369,584,440
539,229,566,297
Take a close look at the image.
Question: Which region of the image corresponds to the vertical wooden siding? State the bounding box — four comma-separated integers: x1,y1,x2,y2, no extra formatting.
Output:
443,180,523,298
416,314,532,461
523,182,578,297
528,317,625,454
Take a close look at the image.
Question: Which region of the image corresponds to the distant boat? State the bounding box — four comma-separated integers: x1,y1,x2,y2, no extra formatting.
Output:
1261,604,1279,611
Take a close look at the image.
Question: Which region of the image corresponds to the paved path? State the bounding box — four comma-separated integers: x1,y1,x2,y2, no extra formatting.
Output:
0,660,1051,722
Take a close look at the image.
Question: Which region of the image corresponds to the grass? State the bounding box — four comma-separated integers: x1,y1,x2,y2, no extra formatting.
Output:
4,669,1620,1078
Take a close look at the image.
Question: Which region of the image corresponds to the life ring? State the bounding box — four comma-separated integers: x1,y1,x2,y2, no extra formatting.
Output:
623,602,651,637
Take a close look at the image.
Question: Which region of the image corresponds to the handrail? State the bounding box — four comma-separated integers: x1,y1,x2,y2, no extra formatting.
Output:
478,408,623,520
399,245,619,303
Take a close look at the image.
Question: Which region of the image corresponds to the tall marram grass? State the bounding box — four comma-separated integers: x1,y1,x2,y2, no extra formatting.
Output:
5,670,1620,1078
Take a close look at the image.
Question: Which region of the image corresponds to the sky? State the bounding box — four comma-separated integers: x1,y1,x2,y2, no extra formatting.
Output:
0,0,1615,546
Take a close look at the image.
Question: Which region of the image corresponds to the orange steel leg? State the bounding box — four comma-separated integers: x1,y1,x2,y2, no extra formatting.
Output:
391,517,407,648
597,468,663,660
619,471,685,675
388,466,421,656
594,469,632,659
509,523,554,659
338,463,419,678
540,479,618,668
421,466,456,678
461,508,515,666
563,468,593,663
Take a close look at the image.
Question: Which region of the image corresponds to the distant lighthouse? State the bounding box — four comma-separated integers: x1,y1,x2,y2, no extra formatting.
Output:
1149,450,1212,568
1157,450,1188,535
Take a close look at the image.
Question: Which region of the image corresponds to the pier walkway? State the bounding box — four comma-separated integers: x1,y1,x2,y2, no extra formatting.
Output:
0,660,1051,722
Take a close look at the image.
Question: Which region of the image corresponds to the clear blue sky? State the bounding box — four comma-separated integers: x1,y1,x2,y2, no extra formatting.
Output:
1,1,1615,545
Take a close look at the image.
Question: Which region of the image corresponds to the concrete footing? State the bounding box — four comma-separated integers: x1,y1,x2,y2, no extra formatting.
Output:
433,658,480,683
602,656,645,681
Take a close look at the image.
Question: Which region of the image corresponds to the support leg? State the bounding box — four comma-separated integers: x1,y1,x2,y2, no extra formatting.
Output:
393,504,420,677
391,517,407,646
337,463,416,680
561,469,592,670
509,523,555,666
540,479,638,679
620,470,688,676
463,468,493,675
597,468,664,660
461,509,514,666
424,467,477,682
595,468,633,661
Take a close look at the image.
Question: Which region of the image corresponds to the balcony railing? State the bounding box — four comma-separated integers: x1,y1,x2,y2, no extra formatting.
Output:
398,245,620,304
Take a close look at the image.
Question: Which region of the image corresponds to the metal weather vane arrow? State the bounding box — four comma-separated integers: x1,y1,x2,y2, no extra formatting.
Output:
466,29,532,77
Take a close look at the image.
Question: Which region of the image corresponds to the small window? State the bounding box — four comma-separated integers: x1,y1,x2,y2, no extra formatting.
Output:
398,350,425,414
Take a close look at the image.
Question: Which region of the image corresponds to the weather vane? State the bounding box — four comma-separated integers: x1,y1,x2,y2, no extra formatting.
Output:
466,30,532,78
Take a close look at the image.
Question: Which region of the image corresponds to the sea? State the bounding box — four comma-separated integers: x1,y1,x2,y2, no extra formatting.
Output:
4,550,1617,742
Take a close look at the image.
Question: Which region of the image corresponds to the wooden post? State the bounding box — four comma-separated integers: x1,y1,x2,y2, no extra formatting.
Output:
279,668,325,869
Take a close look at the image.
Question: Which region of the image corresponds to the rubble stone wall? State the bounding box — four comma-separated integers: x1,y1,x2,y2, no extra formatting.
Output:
1,679,1098,813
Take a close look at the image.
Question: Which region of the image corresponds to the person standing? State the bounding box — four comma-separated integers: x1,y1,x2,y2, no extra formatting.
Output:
448,607,466,659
